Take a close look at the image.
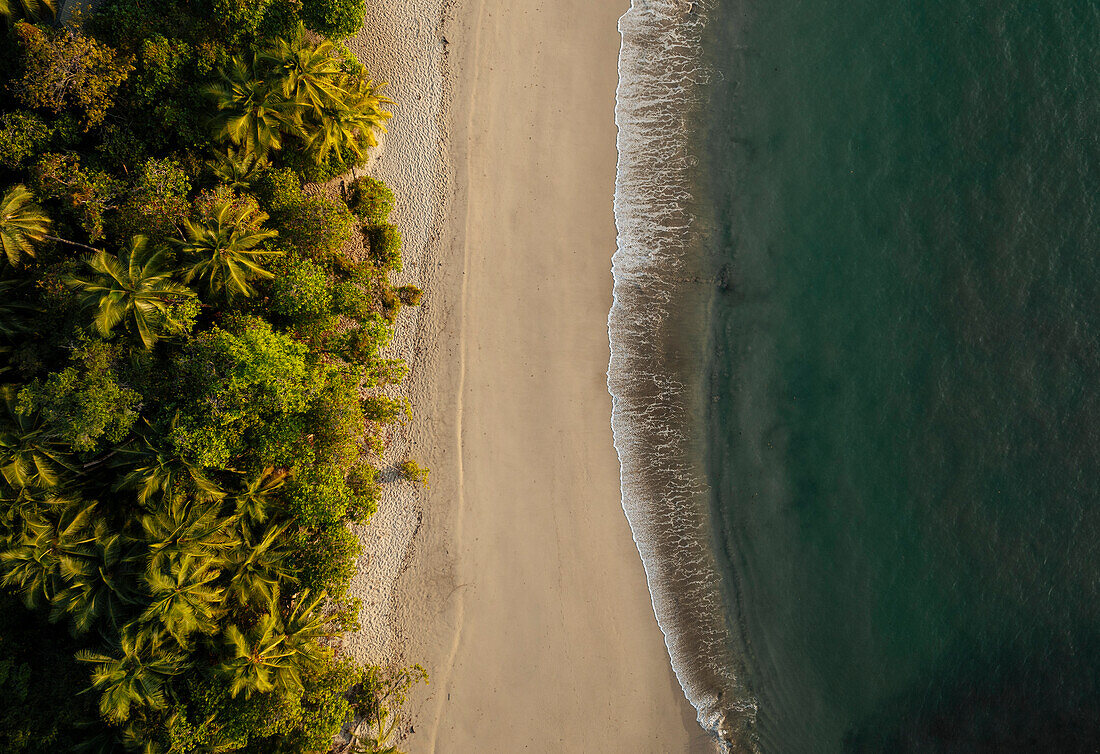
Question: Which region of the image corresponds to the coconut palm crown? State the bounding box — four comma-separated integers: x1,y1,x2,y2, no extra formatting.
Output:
177,196,280,301
65,236,196,350
0,184,50,267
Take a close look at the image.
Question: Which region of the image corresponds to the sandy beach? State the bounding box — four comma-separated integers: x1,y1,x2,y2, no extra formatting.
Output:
345,1,713,751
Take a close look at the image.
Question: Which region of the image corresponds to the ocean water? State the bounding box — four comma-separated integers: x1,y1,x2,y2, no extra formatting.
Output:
611,1,1100,752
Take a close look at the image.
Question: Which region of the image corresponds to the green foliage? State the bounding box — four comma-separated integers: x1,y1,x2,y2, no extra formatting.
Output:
0,111,50,171
270,253,333,322
397,459,429,488
169,318,315,466
290,520,359,598
285,462,355,527
259,167,355,260
178,187,281,301
366,223,403,272
32,153,124,243
300,0,365,40
347,176,394,225
65,236,196,349
362,394,410,425
0,183,49,266
17,339,141,453
396,285,422,306
114,158,192,241
13,22,133,130
0,6,422,749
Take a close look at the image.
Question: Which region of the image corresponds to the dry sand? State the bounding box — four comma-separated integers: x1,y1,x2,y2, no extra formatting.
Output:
345,1,714,751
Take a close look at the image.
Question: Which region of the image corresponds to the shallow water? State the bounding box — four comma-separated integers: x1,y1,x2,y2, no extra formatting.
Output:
613,1,1100,751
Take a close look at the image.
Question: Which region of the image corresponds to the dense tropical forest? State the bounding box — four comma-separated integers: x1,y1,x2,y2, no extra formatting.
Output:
0,0,426,750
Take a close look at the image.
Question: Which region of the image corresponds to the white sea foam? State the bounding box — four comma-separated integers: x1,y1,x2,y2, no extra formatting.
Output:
610,1,757,750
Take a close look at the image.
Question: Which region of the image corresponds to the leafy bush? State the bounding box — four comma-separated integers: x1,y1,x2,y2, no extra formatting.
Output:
332,280,373,321
32,153,125,242
17,339,141,453
290,521,361,598
13,22,134,130
346,176,393,225
380,287,401,323
0,111,50,171
114,157,192,240
300,0,365,40
285,462,354,527
398,459,429,487
168,318,317,466
365,223,402,272
270,254,333,322
396,285,422,306
361,394,409,425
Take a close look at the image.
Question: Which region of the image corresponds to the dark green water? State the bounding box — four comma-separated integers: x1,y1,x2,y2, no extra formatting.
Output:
703,1,1100,750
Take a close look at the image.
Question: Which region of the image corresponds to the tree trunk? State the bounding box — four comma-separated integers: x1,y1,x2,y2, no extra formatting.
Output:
42,233,102,254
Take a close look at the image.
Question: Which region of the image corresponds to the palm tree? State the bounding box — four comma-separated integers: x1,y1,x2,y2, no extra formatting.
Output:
140,553,224,648
222,521,296,609
0,0,55,23
218,592,330,698
140,498,237,573
0,496,96,609
304,78,393,166
217,611,295,698
50,520,142,636
208,145,267,190
0,385,73,490
64,236,196,350
114,418,225,507
177,196,280,301
0,184,49,266
232,466,287,523
263,28,345,115
206,54,298,156
76,629,185,723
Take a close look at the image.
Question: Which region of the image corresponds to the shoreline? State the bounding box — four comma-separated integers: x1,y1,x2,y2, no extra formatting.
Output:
344,0,714,750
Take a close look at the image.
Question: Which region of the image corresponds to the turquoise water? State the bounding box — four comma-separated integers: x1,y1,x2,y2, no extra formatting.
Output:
700,1,1100,750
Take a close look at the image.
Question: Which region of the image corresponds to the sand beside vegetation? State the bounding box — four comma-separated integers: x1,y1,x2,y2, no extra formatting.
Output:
347,0,714,750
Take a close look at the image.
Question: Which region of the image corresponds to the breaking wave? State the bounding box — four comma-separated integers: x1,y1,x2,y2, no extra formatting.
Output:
610,0,756,749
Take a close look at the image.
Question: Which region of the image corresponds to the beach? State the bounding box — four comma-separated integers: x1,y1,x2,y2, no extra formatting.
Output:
343,0,712,751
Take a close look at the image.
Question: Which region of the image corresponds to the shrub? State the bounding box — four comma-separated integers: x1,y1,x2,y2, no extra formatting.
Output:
33,153,125,242
114,157,192,240
0,111,50,171
345,462,380,521
331,314,392,365
365,223,402,272
207,0,275,43
270,254,333,322
257,168,355,260
300,0,365,40
398,459,429,487
12,22,133,130
17,339,141,453
281,194,355,261
396,285,422,306
380,287,401,323
168,318,317,466
332,280,373,321
346,176,393,225
284,463,354,527
290,521,361,598
361,394,409,425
